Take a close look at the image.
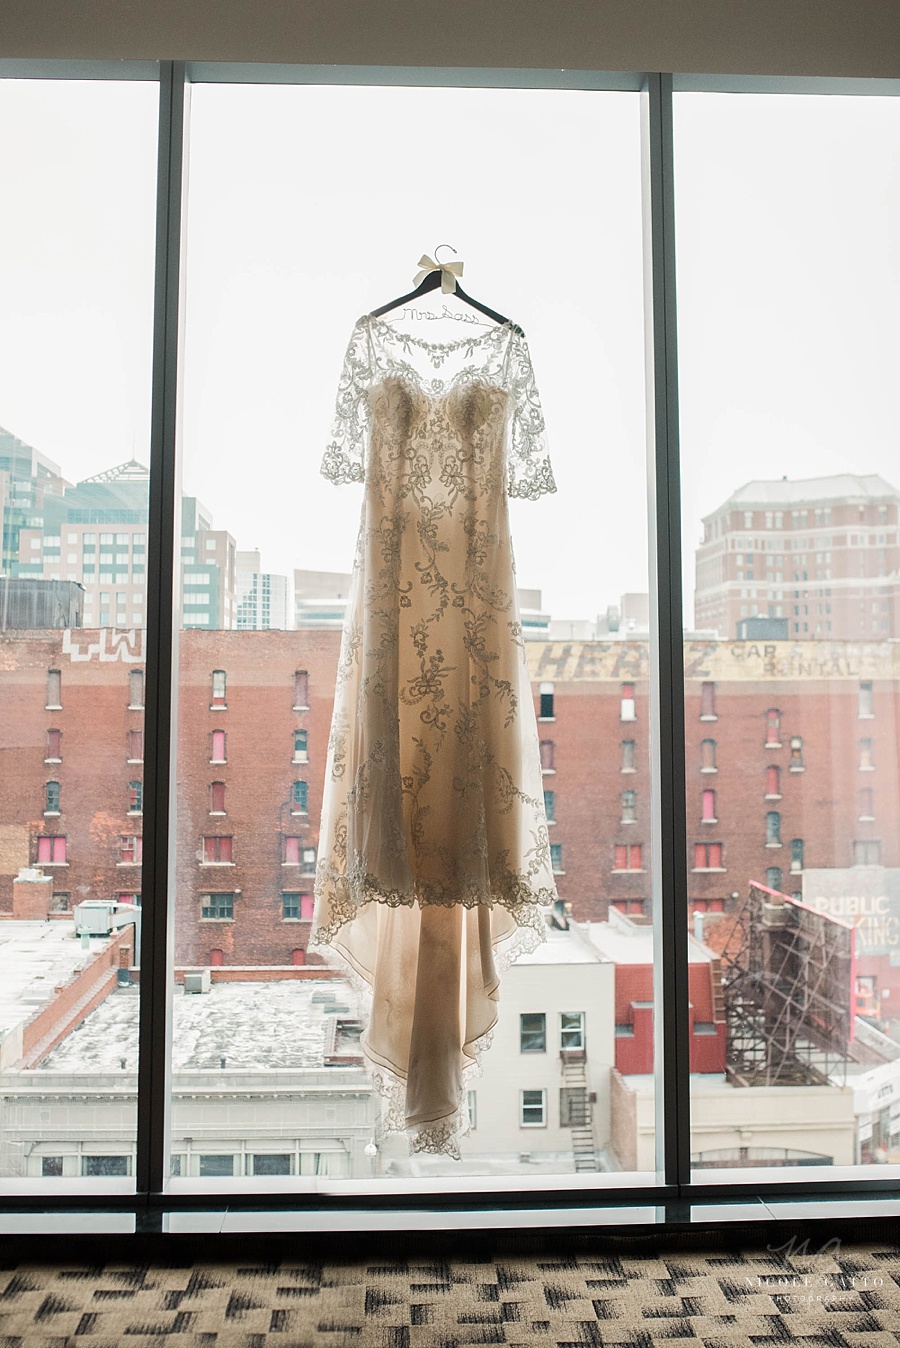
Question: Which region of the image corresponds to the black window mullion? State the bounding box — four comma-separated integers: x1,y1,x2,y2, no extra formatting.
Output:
641,72,692,1191
135,59,187,1199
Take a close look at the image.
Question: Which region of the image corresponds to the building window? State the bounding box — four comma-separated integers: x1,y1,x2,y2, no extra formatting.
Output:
283,836,301,865
854,840,881,866
621,739,636,772
128,780,143,814
41,1156,65,1177
46,669,61,709
620,682,636,721
539,681,555,719
700,681,717,720
36,835,67,865
250,1154,292,1176
789,736,804,771
292,780,309,814
543,789,556,822
201,892,234,921
859,737,875,771
521,1089,547,1127
293,729,309,763
560,1011,585,1052
198,1155,236,1177
520,1012,546,1053
202,835,233,864
766,811,782,846
859,788,875,821
693,842,724,870
127,730,143,763
210,729,226,763
44,781,61,814
540,739,555,772
621,790,637,823
45,729,62,762
765,708,781,747
700,738,716,772
116,892,140,906
293,669,309,709
82,1156,130,1177
613,843,643,870
119,835,142,865
210,781,226,814
550,842,563,873
211,669,227,708
301,846,316,874
765,765,781,799
766,866,783,892
467,1090,477,1131
282,892,315,921
128,669,144,708
859,681,874,718
791,838,805,873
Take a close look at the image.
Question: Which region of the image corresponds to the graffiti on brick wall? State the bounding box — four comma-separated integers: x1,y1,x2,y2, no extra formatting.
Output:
525,640,900,683
61,629,145,664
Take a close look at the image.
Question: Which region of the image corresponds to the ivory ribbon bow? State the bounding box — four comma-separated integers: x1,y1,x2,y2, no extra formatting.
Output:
413,253,464,293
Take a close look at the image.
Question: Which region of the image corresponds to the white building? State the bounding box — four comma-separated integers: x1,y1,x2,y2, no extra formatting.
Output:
236,550,292,630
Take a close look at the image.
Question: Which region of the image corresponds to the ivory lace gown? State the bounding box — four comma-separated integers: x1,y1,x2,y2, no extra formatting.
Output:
311,312,558,1156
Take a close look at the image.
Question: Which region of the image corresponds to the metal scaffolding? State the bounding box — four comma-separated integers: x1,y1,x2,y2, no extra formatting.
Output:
721,883,855,1088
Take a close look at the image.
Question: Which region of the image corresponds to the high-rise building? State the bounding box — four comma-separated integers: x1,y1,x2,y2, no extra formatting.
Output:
694,474,900,640
180,495,236,630
236,551,292,630
0,426,66,577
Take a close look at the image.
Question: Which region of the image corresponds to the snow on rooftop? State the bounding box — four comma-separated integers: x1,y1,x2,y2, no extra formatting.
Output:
39,978,361,1074
512,922,604,965
583,919,714,965
0,921,111,1037
719,474,899,510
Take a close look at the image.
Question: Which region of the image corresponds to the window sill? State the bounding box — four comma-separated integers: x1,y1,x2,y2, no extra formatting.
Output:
765,741,782,750
542,767,556,775
620,819,637,826
117,861,140,867
39,861,68,867
538,716,556,723
290,811,309,818
790,867,803,875
293,758,309,766
789,765,805,773
551,869,566,876
620,715,636,724
611,868,644,874
281,917,312,924
764,794,782,802
209,704,228,712
765,842,783,849
699,715,718,722
691,866,726,873
43,811,60,818
208,811,226,817
859,816,876,823
859,714,875,720
127,704,144,712
44,758,62,765
699,767,717,774
200,917,234,923
127,811,143,818
201,861,235,867
45,704,63,711
546,818,556,827
520,1123,548,1130
292,705,310,713
620,766,636,774
701,818,718,825
127,759,144,766
859,765,875,772
209,759,227,766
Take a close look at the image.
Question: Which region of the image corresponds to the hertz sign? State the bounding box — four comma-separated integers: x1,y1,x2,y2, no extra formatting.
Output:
803,868,900,958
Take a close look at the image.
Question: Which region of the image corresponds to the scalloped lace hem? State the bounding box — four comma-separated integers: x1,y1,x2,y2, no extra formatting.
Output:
308,906,547,1158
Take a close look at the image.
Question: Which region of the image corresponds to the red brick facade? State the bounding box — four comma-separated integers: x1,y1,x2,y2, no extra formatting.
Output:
1,629,899,983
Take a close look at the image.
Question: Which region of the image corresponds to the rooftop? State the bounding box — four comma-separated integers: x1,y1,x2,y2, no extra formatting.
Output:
39,978,362,1074
717,473,900,512
512,922,605,966
0,921,112,1041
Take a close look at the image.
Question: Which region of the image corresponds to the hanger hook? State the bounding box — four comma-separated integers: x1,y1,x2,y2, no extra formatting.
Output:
433,243,457,263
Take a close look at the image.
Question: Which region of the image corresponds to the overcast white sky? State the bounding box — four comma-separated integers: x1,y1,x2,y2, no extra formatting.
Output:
0,79,898,625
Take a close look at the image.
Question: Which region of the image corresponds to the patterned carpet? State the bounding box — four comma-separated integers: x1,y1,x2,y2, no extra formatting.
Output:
2,1234,900,1346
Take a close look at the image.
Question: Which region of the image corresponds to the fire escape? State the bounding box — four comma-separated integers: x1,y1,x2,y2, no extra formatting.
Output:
560,1047,599,1171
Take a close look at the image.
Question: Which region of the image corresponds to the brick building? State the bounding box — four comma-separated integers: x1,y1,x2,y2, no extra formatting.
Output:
1,629,899,1000
694,474,900,641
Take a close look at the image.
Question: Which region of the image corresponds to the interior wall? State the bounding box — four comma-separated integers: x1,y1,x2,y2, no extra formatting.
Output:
2,0,899,78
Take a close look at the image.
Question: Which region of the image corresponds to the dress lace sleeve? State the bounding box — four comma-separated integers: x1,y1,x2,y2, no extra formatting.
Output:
320,318,371,485
504,329,557,500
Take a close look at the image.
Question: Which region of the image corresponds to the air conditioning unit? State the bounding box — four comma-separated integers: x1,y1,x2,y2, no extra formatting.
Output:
184,970,211,994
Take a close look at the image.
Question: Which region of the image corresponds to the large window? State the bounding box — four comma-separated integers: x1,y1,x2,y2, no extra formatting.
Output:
1,62,896,1211
0,74,157,1186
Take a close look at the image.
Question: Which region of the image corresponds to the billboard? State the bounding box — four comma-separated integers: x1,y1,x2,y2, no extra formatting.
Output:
803,867,900,959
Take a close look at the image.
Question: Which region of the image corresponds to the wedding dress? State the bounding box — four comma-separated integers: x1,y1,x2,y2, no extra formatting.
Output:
310,311,558,1157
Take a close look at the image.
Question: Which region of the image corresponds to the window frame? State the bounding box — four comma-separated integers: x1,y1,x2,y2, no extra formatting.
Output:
4,56,894,1223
